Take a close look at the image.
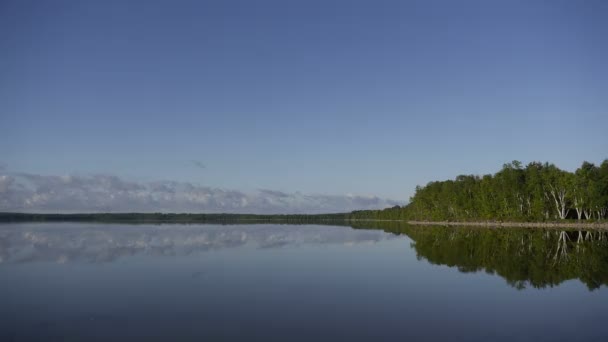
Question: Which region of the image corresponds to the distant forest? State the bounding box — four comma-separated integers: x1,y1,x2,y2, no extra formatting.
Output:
352,160,608,222
0,212,349,224
1,160,607,223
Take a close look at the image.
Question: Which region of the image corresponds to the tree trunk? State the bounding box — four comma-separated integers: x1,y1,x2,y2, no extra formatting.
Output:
548,185,569,220
573,197,583,220
583,210,591,220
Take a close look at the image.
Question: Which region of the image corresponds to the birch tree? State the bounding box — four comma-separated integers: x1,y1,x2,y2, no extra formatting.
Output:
542,164,573,220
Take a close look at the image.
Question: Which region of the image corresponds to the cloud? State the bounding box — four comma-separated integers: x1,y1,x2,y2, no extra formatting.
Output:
190,160,206,169
0,171,402,214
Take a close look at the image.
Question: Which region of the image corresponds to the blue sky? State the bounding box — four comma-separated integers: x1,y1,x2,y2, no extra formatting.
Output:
1,0,607,212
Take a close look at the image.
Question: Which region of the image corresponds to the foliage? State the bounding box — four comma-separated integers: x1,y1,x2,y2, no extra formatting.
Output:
351,160,608,222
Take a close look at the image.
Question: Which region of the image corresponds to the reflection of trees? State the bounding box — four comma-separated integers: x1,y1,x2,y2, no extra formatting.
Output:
350,221,608,290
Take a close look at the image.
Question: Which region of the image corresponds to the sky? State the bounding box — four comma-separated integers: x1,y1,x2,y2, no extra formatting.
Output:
1,0,607,213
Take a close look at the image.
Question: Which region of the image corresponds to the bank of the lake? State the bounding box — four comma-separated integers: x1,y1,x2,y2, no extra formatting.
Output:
406,220,608,229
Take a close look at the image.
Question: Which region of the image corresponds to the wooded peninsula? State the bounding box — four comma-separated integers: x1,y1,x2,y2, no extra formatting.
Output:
352,160,608,222
1,160,607,227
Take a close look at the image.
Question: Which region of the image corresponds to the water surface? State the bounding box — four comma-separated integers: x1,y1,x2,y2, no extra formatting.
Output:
1,223,607,341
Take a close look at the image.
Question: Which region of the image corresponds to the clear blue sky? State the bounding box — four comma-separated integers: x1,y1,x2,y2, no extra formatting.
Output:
1,0,607,202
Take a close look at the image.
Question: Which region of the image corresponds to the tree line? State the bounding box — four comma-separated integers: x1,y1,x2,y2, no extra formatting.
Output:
0,212,350,224
350,160,608,222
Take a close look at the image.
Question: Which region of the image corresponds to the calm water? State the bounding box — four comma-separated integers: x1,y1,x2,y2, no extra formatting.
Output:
1,223,607,341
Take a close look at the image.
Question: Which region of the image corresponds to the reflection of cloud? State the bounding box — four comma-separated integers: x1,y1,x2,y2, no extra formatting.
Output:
0,172,401,214
0,224,397,264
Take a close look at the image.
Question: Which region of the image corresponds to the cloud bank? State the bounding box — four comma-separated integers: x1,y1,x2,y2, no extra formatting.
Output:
0,172,401,214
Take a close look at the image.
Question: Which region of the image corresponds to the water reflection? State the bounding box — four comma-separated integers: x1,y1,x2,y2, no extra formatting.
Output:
352,221,608,290
2,222,607,291
0,223,394,264
2,222,607,341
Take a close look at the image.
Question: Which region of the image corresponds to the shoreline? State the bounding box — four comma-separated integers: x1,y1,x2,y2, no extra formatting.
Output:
1,212,607,229
406,220,608,229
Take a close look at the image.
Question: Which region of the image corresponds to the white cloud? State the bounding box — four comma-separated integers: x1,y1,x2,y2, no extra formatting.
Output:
0,172,401,214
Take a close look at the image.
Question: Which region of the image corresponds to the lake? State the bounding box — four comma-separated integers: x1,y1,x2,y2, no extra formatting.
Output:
1,222,607,341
